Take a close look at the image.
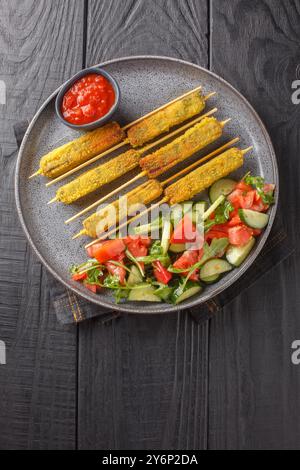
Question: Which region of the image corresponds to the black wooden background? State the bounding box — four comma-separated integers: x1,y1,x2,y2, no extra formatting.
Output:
0,0,300,450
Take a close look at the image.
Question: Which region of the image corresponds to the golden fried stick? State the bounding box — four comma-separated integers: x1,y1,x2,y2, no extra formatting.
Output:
67,137,239,227
127,90,205,147
164,147,245,204
74,180,163,239
85,146,252,247
42,88,216,186
48,109,218,205
54,150,141,205
30,122,125,179
139,117,223,178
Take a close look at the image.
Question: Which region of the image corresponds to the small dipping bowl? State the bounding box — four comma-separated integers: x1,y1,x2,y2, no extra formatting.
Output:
55,66,120,131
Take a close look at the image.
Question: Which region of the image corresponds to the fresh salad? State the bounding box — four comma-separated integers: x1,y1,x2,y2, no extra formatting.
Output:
70,174,275,305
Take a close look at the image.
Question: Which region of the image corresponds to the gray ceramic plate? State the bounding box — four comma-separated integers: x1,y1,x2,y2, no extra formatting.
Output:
15,56,278,314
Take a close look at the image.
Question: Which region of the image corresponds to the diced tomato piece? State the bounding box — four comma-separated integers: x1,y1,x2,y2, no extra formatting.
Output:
86,242,104,259
263,183,275,194
173,250,199,279
153,261,172,285
236,181,252,192
227,215,241,226
124,236,148,258
173,250,199,270
251,197,269,212
239,190,256,209
228,225,253,246
205,230,229,241
106,261,126,285
91,239,126,264
124,235,151,247
85,283,97,293
72,271,88,281
228,189,244,209
171,215,200,244
252,229,262,236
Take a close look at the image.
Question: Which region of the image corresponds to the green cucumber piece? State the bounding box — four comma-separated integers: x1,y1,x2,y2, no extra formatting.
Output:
170,201,193,226
203,195,225,221
201,273,220,284
128,284,162,302
169,243,186,253
239,209,269,229
226,237,255,267
171,281,202,305
209,178,236,203
200,258,232,279
127,265,143,286
161,220,172,255
192,201,207,224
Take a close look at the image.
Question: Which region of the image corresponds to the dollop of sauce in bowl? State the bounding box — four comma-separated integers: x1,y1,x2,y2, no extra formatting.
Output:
61,73,115,125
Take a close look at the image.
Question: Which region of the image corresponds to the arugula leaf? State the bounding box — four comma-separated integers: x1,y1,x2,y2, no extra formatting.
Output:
168,238,229,287
244,174,275,205
69,259,102,275
86,268,103,285
204,200,234,231
103,274,121,289
149,240,164,257
125,249,145,277
114,288,129,304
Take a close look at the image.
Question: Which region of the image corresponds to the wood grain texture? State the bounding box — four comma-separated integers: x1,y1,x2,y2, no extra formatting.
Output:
78,0,209,450
209,0,300,449
0,0,85,449
86,0,208,66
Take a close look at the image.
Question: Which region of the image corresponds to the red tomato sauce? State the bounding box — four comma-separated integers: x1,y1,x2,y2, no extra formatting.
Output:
61,73,115,125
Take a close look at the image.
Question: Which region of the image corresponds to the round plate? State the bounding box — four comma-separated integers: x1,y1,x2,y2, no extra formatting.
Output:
15,56,278,314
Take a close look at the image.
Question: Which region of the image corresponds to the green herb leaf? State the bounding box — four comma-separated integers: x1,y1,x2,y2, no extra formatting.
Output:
244,174,275,205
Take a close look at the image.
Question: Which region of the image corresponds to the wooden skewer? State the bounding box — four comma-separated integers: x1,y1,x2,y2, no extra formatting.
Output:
68,115,229,207
31,86,213,182
85,198,168,248
122,86,203,131
45,140,128,187
66,135,237,225
49,108,218,206
82,145,252,245
29,169,42,179
161,137,240,187
46,92,216,187
64,108,218,221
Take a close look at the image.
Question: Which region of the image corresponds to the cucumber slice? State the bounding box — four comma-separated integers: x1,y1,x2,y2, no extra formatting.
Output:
200,258,232,279
239,209,269,229
127,265,143,286
169,243,186,253
203,195,225,221
192,201,207,224
201,273,220,284
161,220,172,255
128,284,162,302
170,202,193,226
171,281,202,305
209,178,236,203
226,237,255,267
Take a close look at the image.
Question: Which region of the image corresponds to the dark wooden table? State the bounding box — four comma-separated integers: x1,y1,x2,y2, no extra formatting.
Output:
0,0,299,450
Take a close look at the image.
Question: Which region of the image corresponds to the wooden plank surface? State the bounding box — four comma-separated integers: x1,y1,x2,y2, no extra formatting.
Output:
77,0,210,450
0,0,85,449
209,0,300,449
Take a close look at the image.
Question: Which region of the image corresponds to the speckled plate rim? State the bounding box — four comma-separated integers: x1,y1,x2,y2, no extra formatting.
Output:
15,55,279,315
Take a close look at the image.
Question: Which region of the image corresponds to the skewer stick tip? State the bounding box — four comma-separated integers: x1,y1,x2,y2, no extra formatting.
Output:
204,91,217,101
72,230,86,240
242,146,253,155
47,197,58,205
221,118,231,127
29,169,41,179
